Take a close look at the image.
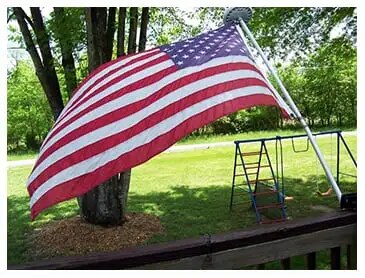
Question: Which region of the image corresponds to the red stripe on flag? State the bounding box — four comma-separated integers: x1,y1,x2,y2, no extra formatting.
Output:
30,94,281,219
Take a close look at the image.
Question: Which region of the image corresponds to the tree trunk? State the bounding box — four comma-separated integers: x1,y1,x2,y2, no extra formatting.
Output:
14,7,64,120
127,7,138,54
85,8,109,72
117,8,126,57
78,171,131,226
54,7,78,98
105,7,116,61
138,7,149,52
78,7,132,226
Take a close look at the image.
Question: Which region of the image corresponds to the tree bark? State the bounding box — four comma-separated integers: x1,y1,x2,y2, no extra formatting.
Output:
78,171,131,226
105,7,116,61
117,7,126,57
127,7,138,54
85,8,109,72
14,7,64,120
138,7,149,52
78,7,132,226
53,7,78,97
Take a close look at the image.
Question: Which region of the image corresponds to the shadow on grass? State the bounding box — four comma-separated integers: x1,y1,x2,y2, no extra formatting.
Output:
7,195,79,265
126,174,356,243
129,184,256,243
8,175,356,268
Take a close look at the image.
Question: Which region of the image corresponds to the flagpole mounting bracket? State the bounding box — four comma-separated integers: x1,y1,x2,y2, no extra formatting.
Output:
224,7,253,24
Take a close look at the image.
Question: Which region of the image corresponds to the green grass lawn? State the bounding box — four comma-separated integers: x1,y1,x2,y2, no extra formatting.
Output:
7,127,356,161
7,150,38,161
7,132,357,268
176,126,356,145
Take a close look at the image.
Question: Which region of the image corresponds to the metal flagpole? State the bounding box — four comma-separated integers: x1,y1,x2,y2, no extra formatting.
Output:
234,22,294,118
223,7,345,203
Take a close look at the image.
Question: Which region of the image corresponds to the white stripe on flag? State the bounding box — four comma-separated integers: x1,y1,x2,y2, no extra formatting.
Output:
30,85,273,207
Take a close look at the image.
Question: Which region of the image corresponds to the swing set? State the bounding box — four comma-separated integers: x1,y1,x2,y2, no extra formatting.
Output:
222,7,357,224
229,129,357,224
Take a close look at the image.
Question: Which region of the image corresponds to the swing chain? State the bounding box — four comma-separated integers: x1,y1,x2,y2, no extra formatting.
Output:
275,136,285,198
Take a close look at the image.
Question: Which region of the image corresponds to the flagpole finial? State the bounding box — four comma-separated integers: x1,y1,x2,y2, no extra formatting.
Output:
223,7,253,24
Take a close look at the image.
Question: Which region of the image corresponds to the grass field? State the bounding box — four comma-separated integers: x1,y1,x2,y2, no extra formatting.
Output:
6,127,355,161
7,150,38,161
7,132,357,268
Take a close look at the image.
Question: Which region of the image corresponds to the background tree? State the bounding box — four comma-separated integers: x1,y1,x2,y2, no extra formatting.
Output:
7,61,53,151
13,7,64,120
303,37,357,127
249,7,357,59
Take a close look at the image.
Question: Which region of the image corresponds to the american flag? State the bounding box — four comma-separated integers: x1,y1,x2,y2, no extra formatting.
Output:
27,22,292,219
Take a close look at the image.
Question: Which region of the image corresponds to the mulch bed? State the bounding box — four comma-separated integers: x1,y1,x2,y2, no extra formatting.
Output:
29,212,163,260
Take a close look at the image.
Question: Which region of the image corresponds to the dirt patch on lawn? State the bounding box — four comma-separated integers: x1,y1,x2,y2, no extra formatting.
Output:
29,212,163,260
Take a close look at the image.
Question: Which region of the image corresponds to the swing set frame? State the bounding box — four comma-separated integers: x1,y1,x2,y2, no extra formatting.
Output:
232,129,357,207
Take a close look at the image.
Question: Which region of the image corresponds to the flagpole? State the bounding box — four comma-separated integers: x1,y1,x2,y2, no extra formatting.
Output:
234,24,294,117
225,8,343,202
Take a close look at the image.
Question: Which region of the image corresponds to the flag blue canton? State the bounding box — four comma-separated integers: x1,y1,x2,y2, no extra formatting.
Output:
159,23,251,69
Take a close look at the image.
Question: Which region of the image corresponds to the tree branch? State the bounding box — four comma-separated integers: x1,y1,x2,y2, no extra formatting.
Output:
106,7,116,61
117,7,126,57
14,7,36,30
127,7,138,54
138,7,149,52
85,8,107,72
54,7,78,97
7,11,15,23
13,7,43,70
14,7,64,120
30,8,55,68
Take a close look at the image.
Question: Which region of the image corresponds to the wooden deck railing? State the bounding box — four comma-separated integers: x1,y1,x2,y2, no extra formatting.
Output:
9,210,356,270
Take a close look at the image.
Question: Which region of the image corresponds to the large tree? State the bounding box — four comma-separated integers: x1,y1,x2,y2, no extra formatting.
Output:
12,7,150,226
78,7,126,225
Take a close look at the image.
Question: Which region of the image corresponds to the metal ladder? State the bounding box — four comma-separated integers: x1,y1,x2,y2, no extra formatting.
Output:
230,140,287,224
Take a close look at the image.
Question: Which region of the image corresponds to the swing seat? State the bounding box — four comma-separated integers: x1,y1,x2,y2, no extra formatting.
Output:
317,187,333,196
